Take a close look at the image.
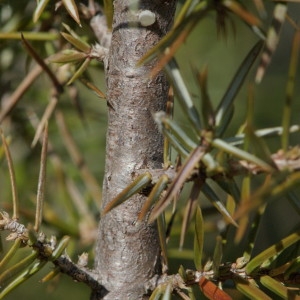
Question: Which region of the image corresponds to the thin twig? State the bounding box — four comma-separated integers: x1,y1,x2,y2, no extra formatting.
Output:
0,131,19,220
31,92,58,148
34,123,48,232
21,34,63,94
0,65,42,123
53,255,107,296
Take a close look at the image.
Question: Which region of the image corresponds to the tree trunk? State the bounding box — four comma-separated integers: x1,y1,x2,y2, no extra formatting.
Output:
94,1,176,299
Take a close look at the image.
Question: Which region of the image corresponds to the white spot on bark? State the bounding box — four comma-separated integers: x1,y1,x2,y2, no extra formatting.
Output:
138,10,156,27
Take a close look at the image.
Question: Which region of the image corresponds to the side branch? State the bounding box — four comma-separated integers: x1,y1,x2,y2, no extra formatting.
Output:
137,148,300,184
53,256,107,296
0,211,106,295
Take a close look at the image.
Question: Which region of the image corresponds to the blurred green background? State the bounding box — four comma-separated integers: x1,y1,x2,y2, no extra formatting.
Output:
0,1,300,299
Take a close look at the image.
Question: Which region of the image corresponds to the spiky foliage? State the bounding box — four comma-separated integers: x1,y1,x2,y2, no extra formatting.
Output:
0,0,299,299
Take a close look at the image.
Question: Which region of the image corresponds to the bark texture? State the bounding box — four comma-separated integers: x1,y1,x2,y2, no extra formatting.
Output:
94,1,176,299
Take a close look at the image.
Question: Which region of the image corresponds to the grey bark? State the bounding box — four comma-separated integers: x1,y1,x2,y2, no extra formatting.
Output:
93,1,176,299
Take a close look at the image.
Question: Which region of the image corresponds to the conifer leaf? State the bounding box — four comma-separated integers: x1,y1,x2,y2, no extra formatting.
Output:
33,0,50,23
154,112,197,159
156,112,198,151
212,138,275,172
281,30,300,151
62,0,81,26
187,286,197,300
178,264,187,280
61,32,90,53
62,22,81,38
80,79,106,99
50,50,87,63
226,194,236,216
260,275,295,299
194,206,204,271
244,83,277,170
31,98,57,148
162,284,171,300
234,275,271,300
224,125,300,146
139,174,169,222
246,231,300,274
202,152,219,173
215,106,234,138
157,214,168,269
164,59,202,132
212,236,223,277
246,128,277,170
215,41,263,130
0,251,38,287
139,1,209,69
67,57,91,85
163,88,174,167
197,65,215,130
236,171,300,220
0,32,58,40
0,259,47,299
245,125,277,169
150,284,167,300
27,227,38,244
103,0,113,30
51,236,70,260
255,3,287,83
271,172,300,199
202,183,237,227
284,256,300,280
214,177,240,204
103,172,152,214
154,111,189,158
180,179,202,249
0,238,22,271
174,0,198,27
160,127,190,159
234,175,251,244
41,267,60,282
149,146,206,222
222,0,261,27
253,0,266,18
